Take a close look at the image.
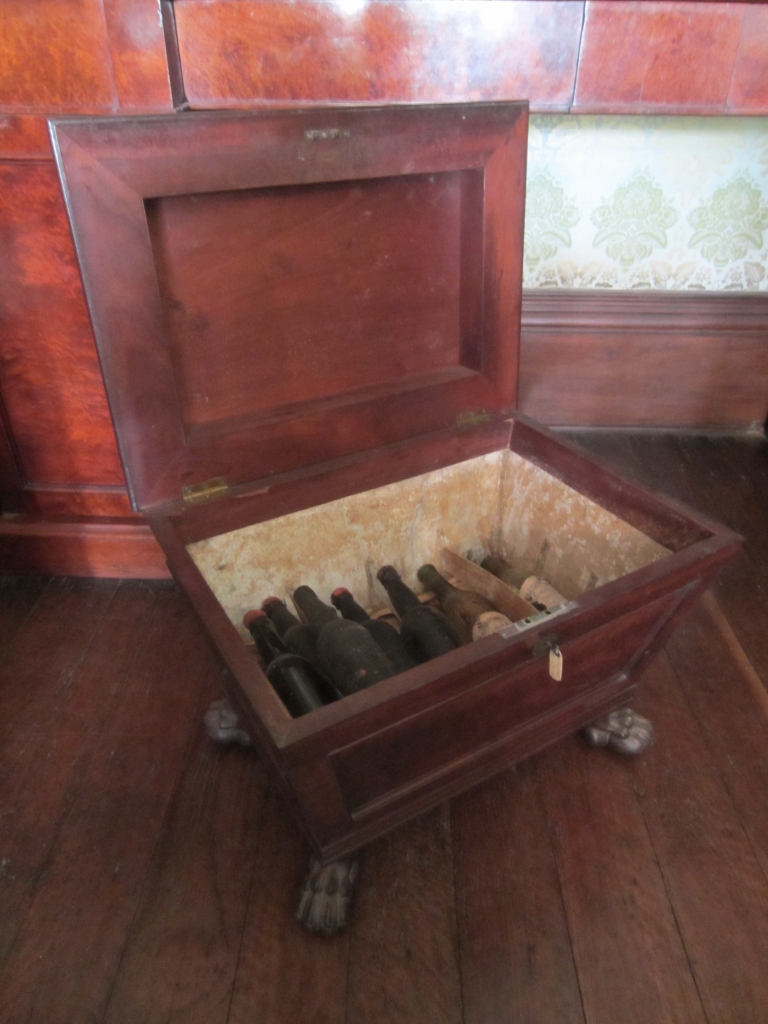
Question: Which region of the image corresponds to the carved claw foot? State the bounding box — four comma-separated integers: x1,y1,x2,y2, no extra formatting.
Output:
584,706,654,756
204,698,252,747
296,854,361,935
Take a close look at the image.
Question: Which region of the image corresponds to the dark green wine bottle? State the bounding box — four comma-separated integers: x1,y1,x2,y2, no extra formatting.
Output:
416,563,501,644
330,587,418,674
292,586,396,696
243,610,334,717
376,565,459,661
262,596,322,665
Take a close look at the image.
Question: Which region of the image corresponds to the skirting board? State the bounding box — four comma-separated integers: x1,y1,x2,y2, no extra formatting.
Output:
0,516,169,579
519,290,768,429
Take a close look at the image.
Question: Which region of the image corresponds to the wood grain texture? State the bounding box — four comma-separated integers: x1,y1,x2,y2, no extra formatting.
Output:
103,710,268,1024
52,105,526,510
226,788,349,1024
520,290,768,429
20,484,134,518
0,0,118,114
0,161,125,488
345,805,463,1024
0,574,49,669
0,585,215,1023
569,431,768,725
453,763,585,1024
0,576,121,970
574,1,746,113
729,3,768,111
630,652,768,1021
0,399,23,512
0,115,53,159
175,0,583,112
672,598,768,880
102,0,181,111
0,516,169,578
541,737,708,1024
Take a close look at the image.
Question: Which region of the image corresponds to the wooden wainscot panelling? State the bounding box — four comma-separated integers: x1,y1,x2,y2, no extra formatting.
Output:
0,400,24,514
0,0,118,114
0,161,126,490
102,0,184,111
174,0,584,111
574,1,746,114
0,516,169,578
0,116,54,161
728,4,768,113
519,290,768,429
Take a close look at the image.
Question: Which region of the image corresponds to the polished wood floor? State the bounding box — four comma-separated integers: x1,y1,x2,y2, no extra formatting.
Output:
1,432,768,1024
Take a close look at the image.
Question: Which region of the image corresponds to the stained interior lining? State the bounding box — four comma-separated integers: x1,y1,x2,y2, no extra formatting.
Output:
188,449,671,642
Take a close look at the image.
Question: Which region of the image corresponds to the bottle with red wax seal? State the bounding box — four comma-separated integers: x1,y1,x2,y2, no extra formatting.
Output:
330,587,418,674
292,585,396,696
243,609,337,716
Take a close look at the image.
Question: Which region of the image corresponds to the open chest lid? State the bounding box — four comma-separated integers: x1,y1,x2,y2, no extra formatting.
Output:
51,103,528,512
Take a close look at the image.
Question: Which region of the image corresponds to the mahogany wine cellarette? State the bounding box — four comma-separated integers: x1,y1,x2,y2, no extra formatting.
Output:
50,103,740,932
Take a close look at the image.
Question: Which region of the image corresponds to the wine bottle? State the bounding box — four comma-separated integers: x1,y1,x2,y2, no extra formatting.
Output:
416,563,511,644
481,555,548,612
292,586,396,696
262,596,324,667
376,565,459,661
243,610,333,717
330,587,418,674
481,554,527,590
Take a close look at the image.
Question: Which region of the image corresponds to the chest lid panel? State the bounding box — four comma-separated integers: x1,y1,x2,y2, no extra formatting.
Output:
51,103,528,511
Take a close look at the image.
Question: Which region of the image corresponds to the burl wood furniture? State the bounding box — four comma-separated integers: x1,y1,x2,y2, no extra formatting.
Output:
51,101,740,932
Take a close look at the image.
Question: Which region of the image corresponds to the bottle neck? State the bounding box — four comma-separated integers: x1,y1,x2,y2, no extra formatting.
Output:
246,613,286,665
292,586,338,629
416,564,456,600
262,599,302,638
331,589,370,623
481,555,526,590
376,566,421,616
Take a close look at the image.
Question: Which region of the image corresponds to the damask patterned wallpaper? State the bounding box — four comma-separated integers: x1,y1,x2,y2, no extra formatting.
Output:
524,116,768,291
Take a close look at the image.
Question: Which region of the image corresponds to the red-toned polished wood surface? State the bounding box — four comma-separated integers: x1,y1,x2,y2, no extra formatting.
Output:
0,116,55,160
728,3,768,111
52,105,527,510
574,1,746,113
149,173,467,431
102,0,182,111
0,161,125,488
174,0,584,111
0,0,118,114
0,0,181,117
519,290,768,429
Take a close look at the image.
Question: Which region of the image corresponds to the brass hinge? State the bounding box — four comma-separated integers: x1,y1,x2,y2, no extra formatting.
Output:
456,409,493,429
182,476,229,503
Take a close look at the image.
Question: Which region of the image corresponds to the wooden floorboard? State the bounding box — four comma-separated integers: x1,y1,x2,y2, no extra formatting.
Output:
0,575,50,670
539,736,707,1024
1,430,767,1024
629,653,768,1022
452,762,585,1024
226,787,350,1024
0,577,127,972
102,706,269,1024
665,599,768,884
0,585,216,1023
345,804,463,1024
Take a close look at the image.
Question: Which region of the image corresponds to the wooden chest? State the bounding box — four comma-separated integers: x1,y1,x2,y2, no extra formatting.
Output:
51,103,740,864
